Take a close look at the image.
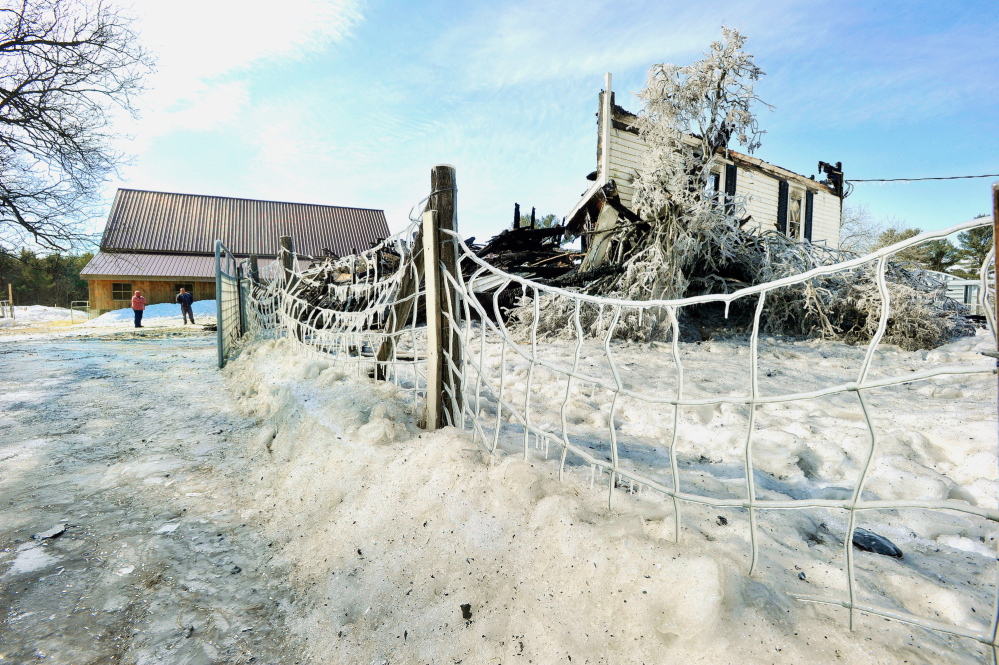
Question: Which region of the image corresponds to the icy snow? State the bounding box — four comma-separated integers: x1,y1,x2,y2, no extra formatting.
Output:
2,305,77,324
83,299,217,327
218,328,998,664
2,320,996,663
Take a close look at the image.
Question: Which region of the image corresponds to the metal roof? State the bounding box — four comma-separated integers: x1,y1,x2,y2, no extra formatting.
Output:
99,189,390,257
80,252,311,279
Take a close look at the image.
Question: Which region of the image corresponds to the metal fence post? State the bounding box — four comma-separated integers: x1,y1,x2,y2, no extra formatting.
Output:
215,239,224,368
236,264,246,336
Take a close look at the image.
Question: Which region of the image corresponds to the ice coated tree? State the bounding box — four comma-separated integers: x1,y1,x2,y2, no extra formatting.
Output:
614,27,771,301
0,0,151,252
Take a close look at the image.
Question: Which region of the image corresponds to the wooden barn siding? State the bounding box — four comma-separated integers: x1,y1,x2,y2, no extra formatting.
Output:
605,127,840,247
88,279,214,313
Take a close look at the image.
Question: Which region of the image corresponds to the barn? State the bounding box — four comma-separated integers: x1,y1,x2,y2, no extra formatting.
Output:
566,75,845,247
80,189,390,314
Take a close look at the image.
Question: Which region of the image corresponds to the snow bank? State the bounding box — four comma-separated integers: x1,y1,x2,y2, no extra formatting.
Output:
84,300,217,327
4,305,76,323
222,331,998,663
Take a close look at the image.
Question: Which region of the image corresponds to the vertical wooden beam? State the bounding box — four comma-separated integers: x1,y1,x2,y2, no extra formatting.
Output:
374,232,424,380
249,255,259,283
422,209,442,430
992,182,998,348
513,202,520,229
429,164,462,427
279,236,294,286
599,72,612,184
7,282,12,321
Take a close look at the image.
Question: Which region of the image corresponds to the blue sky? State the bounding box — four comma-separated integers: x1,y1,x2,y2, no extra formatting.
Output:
108,0,999,243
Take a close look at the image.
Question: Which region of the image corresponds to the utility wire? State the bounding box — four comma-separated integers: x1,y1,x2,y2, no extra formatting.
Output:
848,173,999,183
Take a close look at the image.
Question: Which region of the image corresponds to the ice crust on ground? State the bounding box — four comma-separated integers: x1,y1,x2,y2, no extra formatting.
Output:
84,299,217,327
0,330,303,662
219,328,998,664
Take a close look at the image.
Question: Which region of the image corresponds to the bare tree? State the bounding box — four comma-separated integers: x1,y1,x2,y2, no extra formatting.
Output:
0,0,151,252
838,203,882,254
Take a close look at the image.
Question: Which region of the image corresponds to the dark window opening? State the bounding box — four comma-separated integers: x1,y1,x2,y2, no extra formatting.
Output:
112,283,132,301
788,196,802,240
174,283,194,294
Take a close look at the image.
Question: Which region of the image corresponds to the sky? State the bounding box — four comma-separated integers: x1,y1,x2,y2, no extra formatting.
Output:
103,0,999,244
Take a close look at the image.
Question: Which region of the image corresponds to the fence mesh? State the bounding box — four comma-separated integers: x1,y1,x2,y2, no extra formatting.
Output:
216,240,246,368
237,204,998,659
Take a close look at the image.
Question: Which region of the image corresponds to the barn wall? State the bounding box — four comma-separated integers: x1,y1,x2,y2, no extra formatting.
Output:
87,279,215,313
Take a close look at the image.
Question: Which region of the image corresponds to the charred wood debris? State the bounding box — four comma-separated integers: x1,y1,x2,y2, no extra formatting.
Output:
285,181,631,316
275,179,974,350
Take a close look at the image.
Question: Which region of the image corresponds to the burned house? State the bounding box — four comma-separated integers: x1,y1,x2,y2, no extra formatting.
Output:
80,189,389,314
565,74,844,247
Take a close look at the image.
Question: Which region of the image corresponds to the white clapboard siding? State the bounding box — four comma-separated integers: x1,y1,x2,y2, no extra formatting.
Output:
738,169,780,232
608,128,643,208
603,122,841,245
811,190,840,248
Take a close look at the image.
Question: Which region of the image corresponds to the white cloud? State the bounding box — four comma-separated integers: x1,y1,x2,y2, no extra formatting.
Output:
434,0,808,89
122,0,363,139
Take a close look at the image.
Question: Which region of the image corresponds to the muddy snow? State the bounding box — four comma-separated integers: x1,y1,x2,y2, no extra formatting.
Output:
2,323,997,664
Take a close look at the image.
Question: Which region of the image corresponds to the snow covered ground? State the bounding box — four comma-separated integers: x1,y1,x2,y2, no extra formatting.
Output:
0,305,80,327
2,321,996,663
218,328,998,664
0,328,302,662
84,300,217,328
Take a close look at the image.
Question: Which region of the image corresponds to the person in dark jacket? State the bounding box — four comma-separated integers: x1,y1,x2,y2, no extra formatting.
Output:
176,288,195,324
131,291,146,328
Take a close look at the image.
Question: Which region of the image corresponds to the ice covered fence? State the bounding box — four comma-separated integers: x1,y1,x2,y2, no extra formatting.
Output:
236,186,999,660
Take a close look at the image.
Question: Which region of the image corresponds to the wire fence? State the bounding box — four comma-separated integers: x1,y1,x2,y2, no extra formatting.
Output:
216,240,246,368
225,178,999,660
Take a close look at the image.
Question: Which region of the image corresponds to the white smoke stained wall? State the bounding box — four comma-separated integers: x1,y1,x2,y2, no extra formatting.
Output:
223,331,998,664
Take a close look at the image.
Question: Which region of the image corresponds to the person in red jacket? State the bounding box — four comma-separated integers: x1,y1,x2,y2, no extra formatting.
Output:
131,291,146,328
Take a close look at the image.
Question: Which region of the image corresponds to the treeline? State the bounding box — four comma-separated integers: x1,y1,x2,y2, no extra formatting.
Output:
0,250,93,306
840,205,992,278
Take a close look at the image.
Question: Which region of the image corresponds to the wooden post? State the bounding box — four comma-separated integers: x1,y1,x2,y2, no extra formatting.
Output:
279,236,294,286
513,202,520,229
374,233,425,380
992,181,998,350
599,72,612,184
249,255,259,283
8,282,13,321
428,164,462,427
422,209,442,430
530,206,536,229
